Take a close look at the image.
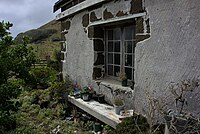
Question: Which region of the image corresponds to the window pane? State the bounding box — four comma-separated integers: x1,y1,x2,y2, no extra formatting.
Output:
108,42,113,52
114,41,120,52
114,54,120,65
114,66,120,76
113,28,120,40
108,65,113,75
125,67,132,80
125,41,132,53
124,26,134,40
108,30,113,40
125,54,132,66
108,53,113,64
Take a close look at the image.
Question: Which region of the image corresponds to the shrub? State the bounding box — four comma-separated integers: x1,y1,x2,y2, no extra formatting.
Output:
108,114,149,134
0,21,36,131
50,81,73,98
30,67,57,87
47,60,59,71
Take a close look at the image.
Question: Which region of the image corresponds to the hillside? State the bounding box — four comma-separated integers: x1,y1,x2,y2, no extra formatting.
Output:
14,20,61,60
15,20,61,44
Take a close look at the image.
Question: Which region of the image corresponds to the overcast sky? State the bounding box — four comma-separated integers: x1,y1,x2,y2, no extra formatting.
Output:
0,0,59,37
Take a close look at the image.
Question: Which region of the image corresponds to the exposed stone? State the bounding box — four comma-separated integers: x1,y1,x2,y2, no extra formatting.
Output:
88,26,94,38
82,13,89,27
94,52,104,65
146,18,150,33
90,11,101,22
61,42,66,51
93,67,102,79
61,33,66,41
116,10,127,17
60,53,65,60
94,39,104,51
136,34,150,42
103,9,114,20
130,0,144,14
88,26,104,38
60,62,63,72
61,20,71,31
136,17,144,33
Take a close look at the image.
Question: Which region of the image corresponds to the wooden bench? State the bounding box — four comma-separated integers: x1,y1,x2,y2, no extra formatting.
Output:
68,95,123,128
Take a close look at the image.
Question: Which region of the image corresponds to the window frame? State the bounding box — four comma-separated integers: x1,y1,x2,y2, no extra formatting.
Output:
105,25,136,81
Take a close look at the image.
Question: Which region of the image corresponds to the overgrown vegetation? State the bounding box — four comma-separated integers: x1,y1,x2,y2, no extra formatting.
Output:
1,20,200,134
0,21,93,134
107,114,149,134
0,21,36,132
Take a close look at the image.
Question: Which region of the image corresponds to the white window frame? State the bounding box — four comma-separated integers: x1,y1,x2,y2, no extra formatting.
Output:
105,25,136,80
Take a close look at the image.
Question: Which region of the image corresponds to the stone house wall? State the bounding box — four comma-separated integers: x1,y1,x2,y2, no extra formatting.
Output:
58,0,200,116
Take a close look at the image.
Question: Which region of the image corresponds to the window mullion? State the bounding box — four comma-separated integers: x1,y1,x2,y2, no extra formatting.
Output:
121,27,125,72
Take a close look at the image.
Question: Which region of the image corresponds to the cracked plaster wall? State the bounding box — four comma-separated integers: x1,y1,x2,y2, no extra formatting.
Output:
61,0,145,109
134,0,200,116
60,0,200,119
62,11,94,86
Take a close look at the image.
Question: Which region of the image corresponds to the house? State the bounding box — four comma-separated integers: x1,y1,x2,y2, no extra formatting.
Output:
54,0,200,119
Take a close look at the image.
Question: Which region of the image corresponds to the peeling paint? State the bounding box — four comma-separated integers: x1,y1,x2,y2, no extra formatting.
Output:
116,10,128,17
130,0,144,14
136,17,144,33
61,20,71,31
82,13,89,27
103,9,114,20
90,11,101,22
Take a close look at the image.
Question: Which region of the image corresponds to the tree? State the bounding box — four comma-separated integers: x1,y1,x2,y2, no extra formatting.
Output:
0,21,36,131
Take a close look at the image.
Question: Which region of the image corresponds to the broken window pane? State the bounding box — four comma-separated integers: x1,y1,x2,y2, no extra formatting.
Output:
108,30,113,40
124,26,133,40
125,54,132,66
108,53,113,64
108,65,113,75
125,67,132,80
108,42,113,52
114,41,120,52
114,28,120,40
105,25,135,80
114,66,120,76
114,54,120,65
125,41,132,53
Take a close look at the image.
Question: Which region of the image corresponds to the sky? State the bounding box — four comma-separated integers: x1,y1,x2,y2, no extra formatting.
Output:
0,0,59,37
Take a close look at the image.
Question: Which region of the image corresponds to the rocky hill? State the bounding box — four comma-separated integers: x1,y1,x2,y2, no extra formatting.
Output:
14,20,61,60
14,20,61,44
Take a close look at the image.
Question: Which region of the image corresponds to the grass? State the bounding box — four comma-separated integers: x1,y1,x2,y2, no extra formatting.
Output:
10,88,93,134
29,41,61,61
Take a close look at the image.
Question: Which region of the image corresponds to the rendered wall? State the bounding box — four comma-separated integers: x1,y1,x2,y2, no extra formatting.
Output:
61,0,200,116
134,0,200,116
61,0,147,109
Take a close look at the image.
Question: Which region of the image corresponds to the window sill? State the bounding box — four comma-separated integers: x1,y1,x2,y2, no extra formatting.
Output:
94,77,133,91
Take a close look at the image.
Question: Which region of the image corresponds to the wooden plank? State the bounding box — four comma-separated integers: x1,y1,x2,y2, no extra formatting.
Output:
56,0,108,20
68,95,122,128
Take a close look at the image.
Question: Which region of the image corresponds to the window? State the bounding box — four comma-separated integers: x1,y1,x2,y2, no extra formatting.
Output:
105,25,135,80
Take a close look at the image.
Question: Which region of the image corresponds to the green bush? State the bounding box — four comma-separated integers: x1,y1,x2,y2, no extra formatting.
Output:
50,81,73,97
47,60,59,71
108,114,149,134
30,67,57,87
0,82,21,131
